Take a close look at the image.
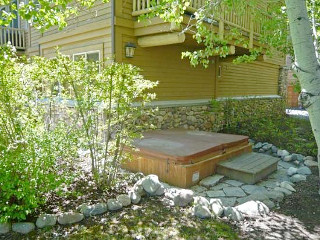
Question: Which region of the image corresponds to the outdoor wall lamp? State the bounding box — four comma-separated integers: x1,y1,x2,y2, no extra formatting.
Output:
125,43,136,58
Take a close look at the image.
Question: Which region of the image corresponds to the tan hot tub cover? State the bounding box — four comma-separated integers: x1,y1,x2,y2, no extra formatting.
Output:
123,129,251,188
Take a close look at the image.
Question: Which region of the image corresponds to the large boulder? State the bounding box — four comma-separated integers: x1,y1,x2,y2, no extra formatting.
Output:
172,189,194,207
36,214,57,228
193,196,212,219
141,175,164,196
12,222,35,234
235,201,269,218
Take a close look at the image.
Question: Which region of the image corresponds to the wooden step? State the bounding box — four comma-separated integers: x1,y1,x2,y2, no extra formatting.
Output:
216,152,279,184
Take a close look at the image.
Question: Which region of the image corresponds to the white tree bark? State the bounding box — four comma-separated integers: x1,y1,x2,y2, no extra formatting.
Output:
286,0,320,192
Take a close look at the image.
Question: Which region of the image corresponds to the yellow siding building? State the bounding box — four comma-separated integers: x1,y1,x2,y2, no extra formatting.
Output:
3,0,285,102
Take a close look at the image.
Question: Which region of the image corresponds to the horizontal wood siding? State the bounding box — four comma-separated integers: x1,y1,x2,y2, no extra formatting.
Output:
216,59,279,97
117,29,215,100
28,1,112,59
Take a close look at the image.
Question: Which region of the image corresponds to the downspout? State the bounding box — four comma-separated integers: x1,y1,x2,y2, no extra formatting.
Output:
111,0,115,61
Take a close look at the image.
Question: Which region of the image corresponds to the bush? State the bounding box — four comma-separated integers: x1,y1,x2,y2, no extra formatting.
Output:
39,53,158,188
0,46,77,222
218,97,317,157
0,46,156,221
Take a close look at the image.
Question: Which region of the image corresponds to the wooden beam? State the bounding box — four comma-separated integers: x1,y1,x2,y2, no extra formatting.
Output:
138,33,186,47
212,45,236,56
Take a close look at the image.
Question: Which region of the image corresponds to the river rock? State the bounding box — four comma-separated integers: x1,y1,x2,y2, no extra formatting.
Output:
117,194,131,207
128,190,141,204
254,142,262,149
280,181,296,192
210,199,224,217
12,222,35,234
141,175,164,196
235,201,269,218
58,212,84,225
80,203,108,217
263,199,275,209
262,144,273,151
271,146,278,153
265,190,285,202
274,187,292,196
107,199,123,211
193,205,212,219
304,159,318,167
172,189,194,207
287,167,298,176
290,174,307,183
194,196,210,208
283,155,293,162
0,223,11,234
297,166,312,175
277,150,289,158
36,214,57,228
224,207,244,221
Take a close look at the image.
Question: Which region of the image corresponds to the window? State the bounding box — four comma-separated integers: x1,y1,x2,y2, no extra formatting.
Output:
73,51,100,62
73,50,101,72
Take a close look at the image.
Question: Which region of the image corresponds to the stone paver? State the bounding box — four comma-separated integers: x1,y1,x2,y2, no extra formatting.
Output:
206,190,225,198
217,197,237,207
210,183,231,191
223,187,247,197
224,180,244,187
241,185,268,195
199,175,224,188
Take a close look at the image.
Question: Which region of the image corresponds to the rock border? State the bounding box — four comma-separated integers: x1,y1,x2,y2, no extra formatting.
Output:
0,141,317,235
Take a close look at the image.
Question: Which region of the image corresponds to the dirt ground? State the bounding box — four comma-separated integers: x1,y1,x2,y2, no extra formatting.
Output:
2,168,320,240
236,167,320,240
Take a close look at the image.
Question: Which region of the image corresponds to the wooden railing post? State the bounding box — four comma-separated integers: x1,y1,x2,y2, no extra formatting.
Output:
219,7,225,40
133,0,137,11
249,6,254,49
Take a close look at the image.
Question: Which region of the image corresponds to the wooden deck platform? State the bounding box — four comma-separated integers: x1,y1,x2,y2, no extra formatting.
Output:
216,152,279,184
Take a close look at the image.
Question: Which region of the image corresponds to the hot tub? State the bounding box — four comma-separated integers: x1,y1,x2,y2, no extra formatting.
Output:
123,129,251,188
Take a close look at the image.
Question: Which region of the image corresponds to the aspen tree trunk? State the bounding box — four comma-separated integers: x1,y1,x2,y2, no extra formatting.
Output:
285,0,320,193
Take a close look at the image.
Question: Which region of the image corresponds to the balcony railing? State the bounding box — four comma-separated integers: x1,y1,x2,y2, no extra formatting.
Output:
0,27,26,50
132,0,270,45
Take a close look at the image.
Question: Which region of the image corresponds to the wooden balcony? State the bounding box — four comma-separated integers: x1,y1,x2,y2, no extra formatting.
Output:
132,0,270,48
0,27,26,50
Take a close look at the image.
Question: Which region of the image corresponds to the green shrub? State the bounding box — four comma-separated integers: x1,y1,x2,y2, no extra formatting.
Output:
40,53,158,188
218,97,317,157
0,46,77,222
